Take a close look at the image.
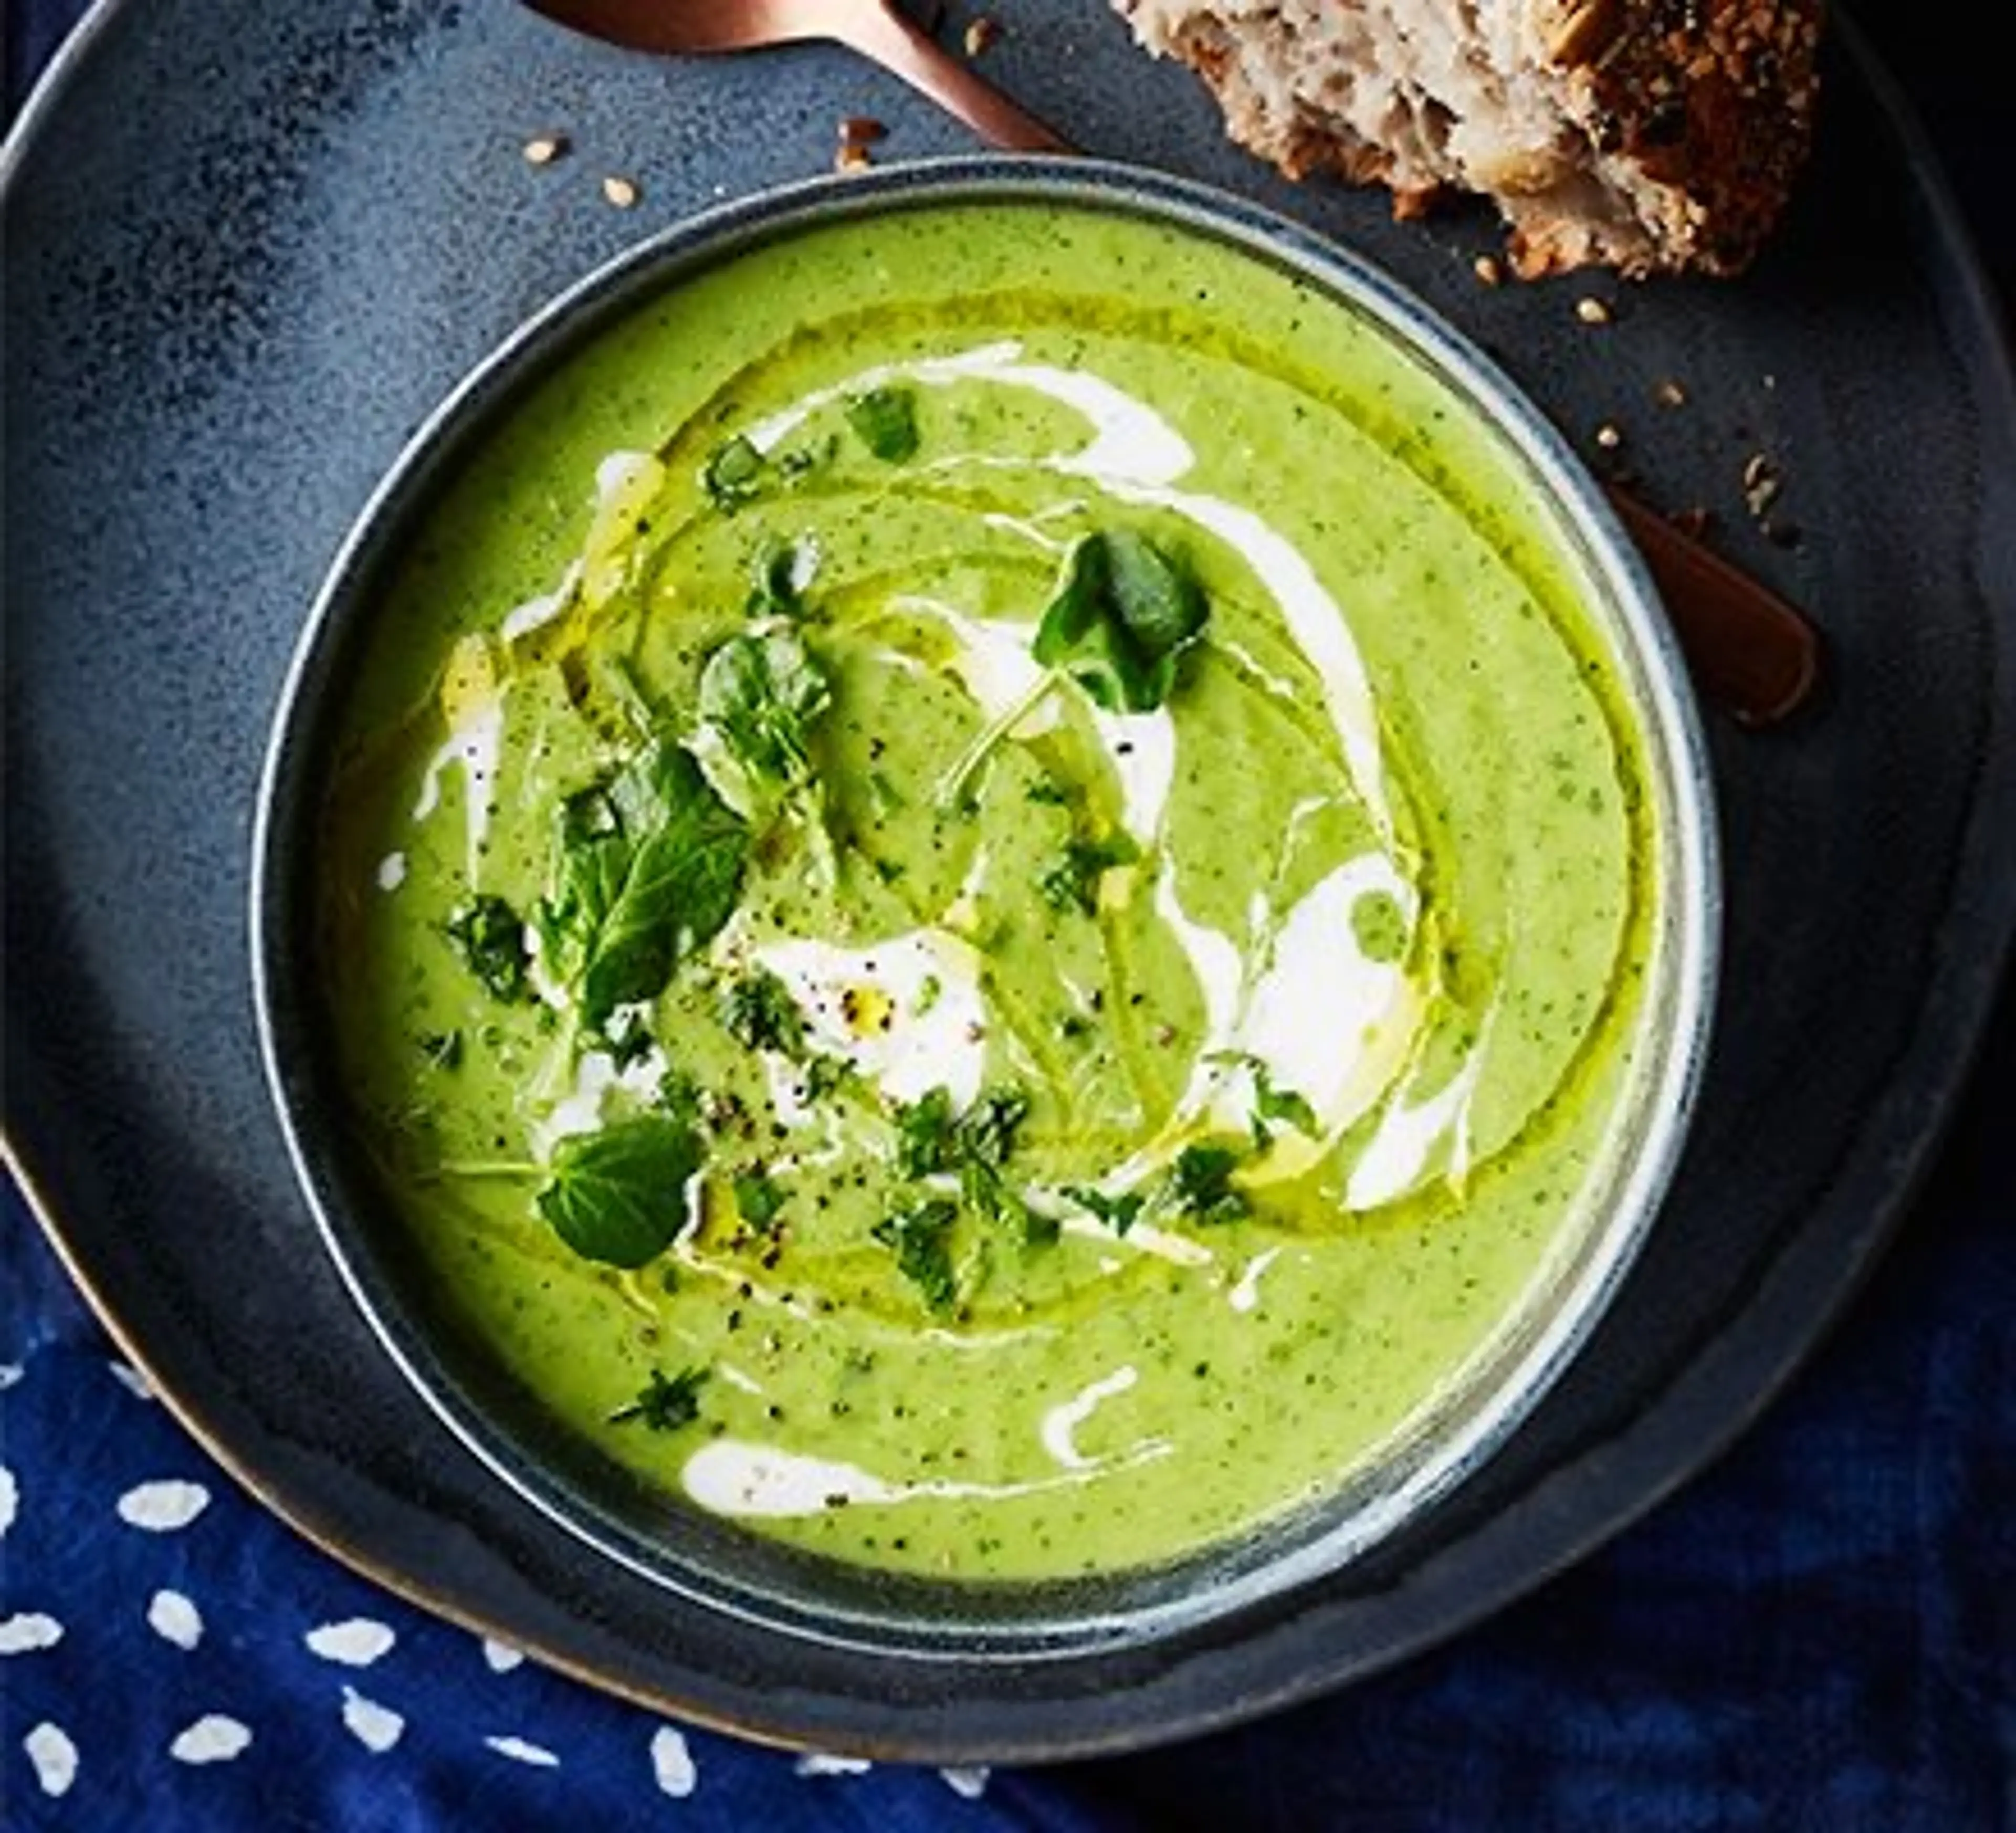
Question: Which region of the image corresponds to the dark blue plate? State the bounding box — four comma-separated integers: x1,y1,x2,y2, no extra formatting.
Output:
5,0,2013,1760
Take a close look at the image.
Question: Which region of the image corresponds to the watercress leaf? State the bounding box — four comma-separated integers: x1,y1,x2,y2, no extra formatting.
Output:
844,385,920,463
1032,530,1208,714
576,743,750,1028
957,1086,1030,1169
1168,1142,1249,1225
609,1365,708,1431
697,629,832,789
873,1195,960,1312
894,1085,958,1178
445,894,531,1003
1102,526,1208,656
537,1115,704,1268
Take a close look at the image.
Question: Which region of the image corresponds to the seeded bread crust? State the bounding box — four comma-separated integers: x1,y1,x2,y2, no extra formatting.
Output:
1114,0,1826,277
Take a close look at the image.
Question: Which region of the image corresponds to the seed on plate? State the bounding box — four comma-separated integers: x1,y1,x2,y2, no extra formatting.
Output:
602,174,640,209
1741,452,1782,517
964,17,1001,57
1472,254,1503,286
521,133,569,167
1574,295,1613,326
1653,377,1688,409
1594,421,1623,450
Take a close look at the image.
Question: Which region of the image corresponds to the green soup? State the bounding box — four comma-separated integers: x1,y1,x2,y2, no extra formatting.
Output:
317,198,1664,1582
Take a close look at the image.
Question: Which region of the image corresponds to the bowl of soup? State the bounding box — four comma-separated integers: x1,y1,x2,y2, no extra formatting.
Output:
253,156,1717,1667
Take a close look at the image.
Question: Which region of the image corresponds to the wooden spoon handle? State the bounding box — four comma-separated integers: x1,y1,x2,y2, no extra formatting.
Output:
837,2,1074,152
1605,485,1822,728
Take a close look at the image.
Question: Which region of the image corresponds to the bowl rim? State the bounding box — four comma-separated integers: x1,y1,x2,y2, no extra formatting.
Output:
250,151,1722,1666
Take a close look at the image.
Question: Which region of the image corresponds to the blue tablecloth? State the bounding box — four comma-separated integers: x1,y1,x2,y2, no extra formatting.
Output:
5,4,2011,1826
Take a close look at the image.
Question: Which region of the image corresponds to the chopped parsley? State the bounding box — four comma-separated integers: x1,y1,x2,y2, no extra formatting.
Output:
1067,1185,1146,1237
894,1084,958,1178
888,1084,1042,1247
872,1196,960,1313
744,538,807,621
732,1167,788,1234
1211,1050,1320,1141
445,894,531,1003
701,434,765,509
844,385,920,463
1168,1142,1248,1226
608,1365,708,1431
720,967,805,1056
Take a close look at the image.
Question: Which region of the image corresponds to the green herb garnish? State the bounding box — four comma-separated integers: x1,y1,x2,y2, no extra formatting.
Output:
732,1167,788,1234
655,1065,708,1131
720,966,805,1056
893,1084,958,1178
746,538,806,621
937,529,1208,806
872,1196,960,1312
419,1029,465,1072
844,385,920,463
536,740,750,1033
608,1365,708,1431
445,894,531,1003
598,1008,656,1071
889,1084,1041,1245
701,434,765,508
1067,1185,1146,1237
1039,832,1140,917
698,628,832,791
1168,1143,1249,1226
1210,1051,1320,1140
536,1115,706,1268
959,1086,1030,1169
1034,528,1209,713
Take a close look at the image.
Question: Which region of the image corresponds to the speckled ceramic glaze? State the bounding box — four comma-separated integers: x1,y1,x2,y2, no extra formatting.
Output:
5,0,2013,1760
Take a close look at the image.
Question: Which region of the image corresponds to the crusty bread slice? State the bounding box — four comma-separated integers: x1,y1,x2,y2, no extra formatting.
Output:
1114,0,1825,277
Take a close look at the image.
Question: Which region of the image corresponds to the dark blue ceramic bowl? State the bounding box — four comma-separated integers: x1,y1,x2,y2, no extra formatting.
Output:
251,156,1718,1672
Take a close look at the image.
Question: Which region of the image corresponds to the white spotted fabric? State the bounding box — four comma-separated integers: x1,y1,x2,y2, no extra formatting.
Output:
0,1190,1033,1831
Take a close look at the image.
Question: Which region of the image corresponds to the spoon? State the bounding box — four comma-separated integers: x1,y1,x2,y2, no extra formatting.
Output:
523,0,1072,152
522,0,1823,727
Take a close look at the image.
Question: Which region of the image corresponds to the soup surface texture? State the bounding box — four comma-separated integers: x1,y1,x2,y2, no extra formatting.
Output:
318,200,1663,1582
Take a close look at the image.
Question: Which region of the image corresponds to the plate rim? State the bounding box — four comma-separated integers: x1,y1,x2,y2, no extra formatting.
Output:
5,0,2015,1762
